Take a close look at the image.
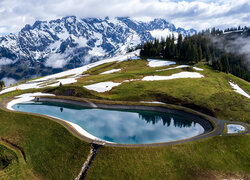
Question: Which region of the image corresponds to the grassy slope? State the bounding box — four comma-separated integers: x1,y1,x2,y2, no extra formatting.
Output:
53,59,250,123
86,135,250,180
82,60,250,179
0,107,91,180
0,144,19,180
0,59,249,179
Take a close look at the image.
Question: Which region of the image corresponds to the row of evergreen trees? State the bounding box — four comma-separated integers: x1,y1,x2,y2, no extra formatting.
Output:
140,28,250,81
140,34,206,63
224,26,248,32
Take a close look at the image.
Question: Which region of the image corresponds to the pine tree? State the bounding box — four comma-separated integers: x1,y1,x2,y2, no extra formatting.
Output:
170,34,175,58
0,81,5,89
198,45,203,61
220,54,229,73
192,44,199,62
160,38,165,56
164,36,171,59
180,37,188,61
186,42,193,62
205,45,210,61
177,34,182,58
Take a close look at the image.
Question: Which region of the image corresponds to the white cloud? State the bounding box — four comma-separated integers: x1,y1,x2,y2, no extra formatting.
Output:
0,0,249,34
1,77,17,86
0,57,16,66
45,53,69,68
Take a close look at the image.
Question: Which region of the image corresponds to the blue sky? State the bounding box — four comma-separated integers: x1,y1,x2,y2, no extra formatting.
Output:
0,0,249,35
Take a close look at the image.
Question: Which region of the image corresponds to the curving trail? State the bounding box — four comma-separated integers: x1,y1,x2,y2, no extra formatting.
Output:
1,96,249,179
1,96,249,147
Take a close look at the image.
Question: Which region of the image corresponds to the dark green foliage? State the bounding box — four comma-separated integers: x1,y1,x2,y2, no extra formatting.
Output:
220,54,230,73
140,34,205,63
198,45,203,61
0,80,5,89
140,26,250,81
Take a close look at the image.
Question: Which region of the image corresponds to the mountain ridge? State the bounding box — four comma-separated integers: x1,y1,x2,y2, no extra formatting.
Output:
0,16,196,84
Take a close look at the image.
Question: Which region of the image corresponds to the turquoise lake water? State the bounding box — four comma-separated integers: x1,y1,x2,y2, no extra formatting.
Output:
12,102,205,144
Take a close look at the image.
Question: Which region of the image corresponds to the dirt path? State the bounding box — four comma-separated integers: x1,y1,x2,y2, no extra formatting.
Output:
0,96,249,148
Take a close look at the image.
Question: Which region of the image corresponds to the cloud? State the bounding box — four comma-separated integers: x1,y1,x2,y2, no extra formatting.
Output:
211,35,250,69
0,57,16,66
45,53,69,68
0,0,249,35
1,77,17,87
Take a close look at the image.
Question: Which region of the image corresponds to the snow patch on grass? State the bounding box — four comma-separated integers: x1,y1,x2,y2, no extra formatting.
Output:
123,79,140,83
156,65,189,72
100,69,121,75
7,92,55,110
147,59,176,67
229,81,250,99
84,81,121,93
0,50,140,95
47,78,77,87
0,82,42,95
129,56,140,60
142,72,204,81
193,67,204,71
227,124,246,134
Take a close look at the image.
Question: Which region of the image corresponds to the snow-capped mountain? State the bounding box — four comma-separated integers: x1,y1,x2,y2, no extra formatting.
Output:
0,16,196,83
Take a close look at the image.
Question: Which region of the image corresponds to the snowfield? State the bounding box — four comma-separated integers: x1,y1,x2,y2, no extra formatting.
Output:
84,81,121,93
100,69,121,75
123,79,140,83
7,92,55,110
0,50,140,95
193,67,204,71
227,124,245,134
142,72,204,81
156,65,189,72
147,59,176,67
157,65,204,72
46,78,77,87
229,81,250,99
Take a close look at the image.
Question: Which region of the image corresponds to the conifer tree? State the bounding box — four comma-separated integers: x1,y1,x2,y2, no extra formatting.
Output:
205,45,210,61
220,54,229,73
0,81,5,89
186,42,193,62
164,36,171,59
198,45,203,60
170,34,175,58
192,44,199,62
177,34,183,58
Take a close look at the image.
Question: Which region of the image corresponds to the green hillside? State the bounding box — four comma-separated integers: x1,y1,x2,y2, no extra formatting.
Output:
0,58,249,179
45,59,250,123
